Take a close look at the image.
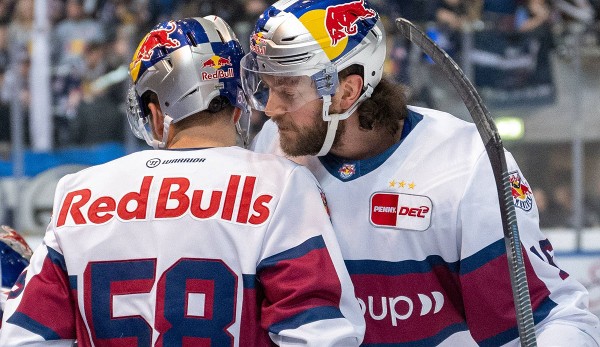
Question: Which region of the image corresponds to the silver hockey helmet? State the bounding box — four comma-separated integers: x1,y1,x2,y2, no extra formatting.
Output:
127,16,250,148
240,0,385,155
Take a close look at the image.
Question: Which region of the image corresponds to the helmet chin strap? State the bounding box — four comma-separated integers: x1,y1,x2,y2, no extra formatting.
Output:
316,85,374,157
138,114,173,149
156,115,173,149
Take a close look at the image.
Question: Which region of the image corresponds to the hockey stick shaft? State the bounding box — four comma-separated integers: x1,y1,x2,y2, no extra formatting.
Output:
395,18,537,346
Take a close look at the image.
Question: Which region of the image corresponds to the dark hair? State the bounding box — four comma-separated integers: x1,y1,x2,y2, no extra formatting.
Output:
141,91,233,116
141,90,234,129
339,65,409,136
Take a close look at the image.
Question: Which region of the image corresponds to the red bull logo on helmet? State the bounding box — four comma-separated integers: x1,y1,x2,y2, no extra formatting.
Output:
202,55,233,69
201,55,234,81
510,171,533,211
130,20,181,83
250,32,266,55
325,0,376,46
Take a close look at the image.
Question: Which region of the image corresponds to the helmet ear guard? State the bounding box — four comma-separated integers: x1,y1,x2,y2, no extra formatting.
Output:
128,16,250,148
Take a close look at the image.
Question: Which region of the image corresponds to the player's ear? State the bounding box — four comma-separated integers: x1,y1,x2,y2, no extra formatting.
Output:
339,74,363,110
147,102,164,139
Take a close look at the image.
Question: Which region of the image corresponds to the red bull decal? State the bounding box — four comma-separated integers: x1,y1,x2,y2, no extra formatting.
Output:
201,68,234,81
250,32,266,55
130,21,181,82
202,55,233,69
338,163,356,179
510,171,533,211
201,55,235,81
370,193,432,231
325,0,376,46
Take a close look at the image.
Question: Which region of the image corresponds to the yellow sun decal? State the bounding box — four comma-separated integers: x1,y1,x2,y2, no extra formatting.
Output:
298,10,348,61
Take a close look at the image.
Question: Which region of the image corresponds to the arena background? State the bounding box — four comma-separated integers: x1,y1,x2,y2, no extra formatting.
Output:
0,0,599,317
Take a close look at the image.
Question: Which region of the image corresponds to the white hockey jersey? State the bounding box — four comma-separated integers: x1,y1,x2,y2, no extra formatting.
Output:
0,146,365,346
251,106,600,346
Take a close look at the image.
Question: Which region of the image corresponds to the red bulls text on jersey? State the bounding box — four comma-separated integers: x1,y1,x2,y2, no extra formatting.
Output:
56,175,272,227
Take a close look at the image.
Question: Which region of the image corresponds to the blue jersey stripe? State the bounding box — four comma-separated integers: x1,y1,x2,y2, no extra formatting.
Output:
257,236,326,273
69,275,77,290
7,312,61,340
243,274,257,289
46,246,67,272
478,296,557,346
269,306,344,334
363,322,469,347
345,255,460,276
460,239,505,275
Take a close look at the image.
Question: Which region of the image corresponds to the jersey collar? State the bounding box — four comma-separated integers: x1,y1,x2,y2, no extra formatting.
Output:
319,109,423,182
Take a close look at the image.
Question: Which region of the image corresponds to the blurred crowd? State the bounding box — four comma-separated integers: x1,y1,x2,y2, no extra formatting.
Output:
0,0,599,229
0,0,272,149
377,0,599,104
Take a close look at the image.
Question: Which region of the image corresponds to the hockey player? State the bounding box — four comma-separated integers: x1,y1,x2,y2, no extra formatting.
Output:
0,16,365,346
242,0,600,345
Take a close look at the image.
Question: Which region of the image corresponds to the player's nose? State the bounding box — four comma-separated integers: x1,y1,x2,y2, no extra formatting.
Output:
264,96,287,119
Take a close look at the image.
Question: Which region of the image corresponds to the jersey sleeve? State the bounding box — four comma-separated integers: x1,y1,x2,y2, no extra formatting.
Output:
0,242,76,346
250,120,284,156
458,149,600,346
257,165,365,346
0,184,77,346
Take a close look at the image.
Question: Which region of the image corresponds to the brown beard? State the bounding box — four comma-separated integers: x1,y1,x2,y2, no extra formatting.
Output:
277,113,345,157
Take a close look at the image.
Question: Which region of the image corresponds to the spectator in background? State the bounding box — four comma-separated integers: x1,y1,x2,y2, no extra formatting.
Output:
147,0,183,24
533,187,555,228
52,0,106,145
0,23,8,71
436,0,470,31
233,0,268,53
48,0,67,25
70,38,126,145
0,23,11,151
553,0,596,24
0,0,15,24
482,0,550,32
517,0,552,32
7,0,34,56
1,51,30,147
546,177,600,228
590,162,600,227
53,0,106,71
95,0,152,40
370,0,439,107
433,0,483,61
171,0,243,28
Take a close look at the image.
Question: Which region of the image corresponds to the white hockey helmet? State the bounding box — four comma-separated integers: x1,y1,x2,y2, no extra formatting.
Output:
240,0,385,155
127,16,250,148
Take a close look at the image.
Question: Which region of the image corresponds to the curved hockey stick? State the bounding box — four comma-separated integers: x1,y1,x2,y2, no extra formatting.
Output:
395,18,537,346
